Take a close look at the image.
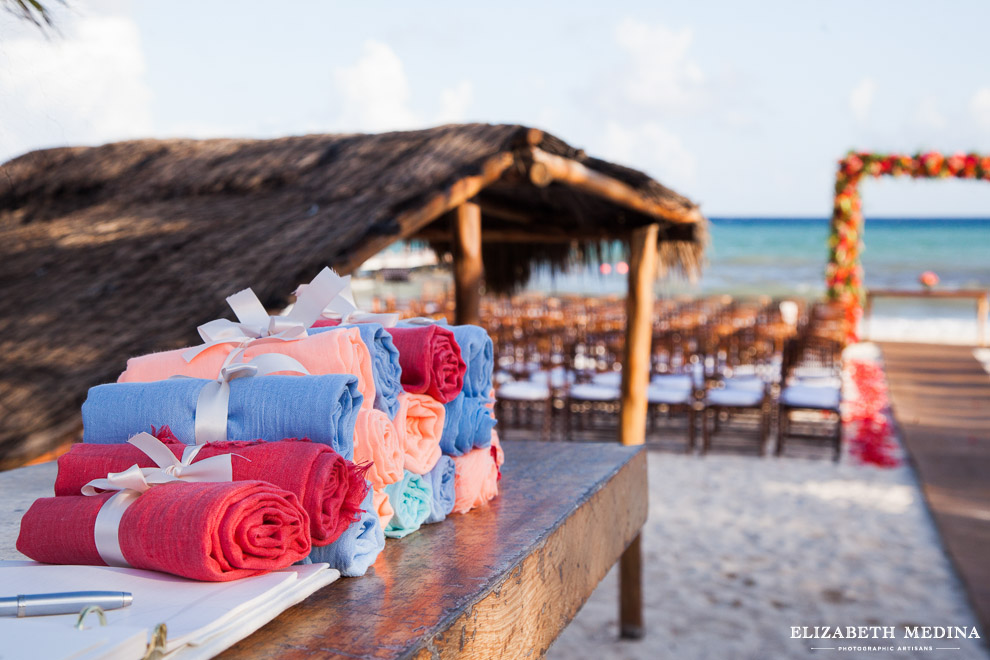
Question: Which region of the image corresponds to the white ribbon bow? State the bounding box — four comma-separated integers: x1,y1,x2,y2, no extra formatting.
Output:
82,432,237,567
193,351,309,445
299,273,401,328
184,267,350,362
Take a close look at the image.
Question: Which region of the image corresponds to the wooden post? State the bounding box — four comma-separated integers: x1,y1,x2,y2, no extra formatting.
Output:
618,222,658,640
452,201,482,326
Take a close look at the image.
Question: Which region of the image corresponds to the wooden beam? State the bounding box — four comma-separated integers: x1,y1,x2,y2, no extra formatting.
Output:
617,222,658,639
335,151,515,275
452,201,482,325
529,147,703,226
416,228,609,244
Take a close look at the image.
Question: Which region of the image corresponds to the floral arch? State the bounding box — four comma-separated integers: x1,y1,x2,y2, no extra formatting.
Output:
826,150,990,341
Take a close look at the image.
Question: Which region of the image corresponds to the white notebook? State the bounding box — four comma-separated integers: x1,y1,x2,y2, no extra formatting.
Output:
0,561,340,660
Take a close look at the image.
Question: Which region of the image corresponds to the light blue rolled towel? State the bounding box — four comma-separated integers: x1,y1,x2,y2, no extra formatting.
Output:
81,374,362,460
423,455,456,524
440,393,496,456
312,323,402,419
447,324,494,397
309,486,385,576
383,470,432,539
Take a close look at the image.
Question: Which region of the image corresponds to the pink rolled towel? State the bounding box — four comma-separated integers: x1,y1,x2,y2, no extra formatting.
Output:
451,440,500,514
394,393,444,475
372,487,394,530
119,328,376,411
353,409,403,489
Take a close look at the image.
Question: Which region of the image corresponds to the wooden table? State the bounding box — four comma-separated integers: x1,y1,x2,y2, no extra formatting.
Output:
864,288,989,345
0,441,648,659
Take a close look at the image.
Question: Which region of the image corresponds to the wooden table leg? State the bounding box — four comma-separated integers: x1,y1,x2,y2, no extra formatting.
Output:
619,533,644,639
978,295,988,347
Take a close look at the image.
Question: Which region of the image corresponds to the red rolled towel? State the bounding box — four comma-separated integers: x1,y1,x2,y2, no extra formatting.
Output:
387,325,466,403
53,431,368,546
17,481,311,581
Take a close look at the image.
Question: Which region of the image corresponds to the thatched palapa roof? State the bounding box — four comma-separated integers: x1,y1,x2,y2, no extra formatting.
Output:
0,123,706,467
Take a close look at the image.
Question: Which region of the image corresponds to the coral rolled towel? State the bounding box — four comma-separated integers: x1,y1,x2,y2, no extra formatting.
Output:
309,487,385,577
451,445,499,514
440,394,496,456
446,325,494,398
81,374,362,459
353,409,403,489
372,487,394,530
423,455,456,524
17,481,311,581
394,393,444,475
119,328,377,413
53,437,367,547
382,471,432,539
387,325,465,403
311,322,403,419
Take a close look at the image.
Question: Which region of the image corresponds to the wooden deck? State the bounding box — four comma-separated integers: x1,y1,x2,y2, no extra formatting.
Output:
879,342,990,636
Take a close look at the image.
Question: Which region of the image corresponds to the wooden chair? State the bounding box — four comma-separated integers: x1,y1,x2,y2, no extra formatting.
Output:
776,336,843,461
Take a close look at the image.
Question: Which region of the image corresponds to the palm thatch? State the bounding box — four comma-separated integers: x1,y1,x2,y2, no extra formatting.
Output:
0,123,706,467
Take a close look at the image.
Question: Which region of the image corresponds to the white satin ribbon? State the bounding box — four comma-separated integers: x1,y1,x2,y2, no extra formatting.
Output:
82,432,236,567
193,351,309,445
300,273,402,328
183,267,350,362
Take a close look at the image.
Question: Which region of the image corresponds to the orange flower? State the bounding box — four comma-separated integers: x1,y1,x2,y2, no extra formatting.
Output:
919,271,939,288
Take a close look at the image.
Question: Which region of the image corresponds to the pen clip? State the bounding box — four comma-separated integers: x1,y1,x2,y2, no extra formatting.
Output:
75,606,107,630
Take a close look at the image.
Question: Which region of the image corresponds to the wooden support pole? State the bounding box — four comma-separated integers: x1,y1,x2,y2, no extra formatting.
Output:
452,201,483,326
618,222,658,640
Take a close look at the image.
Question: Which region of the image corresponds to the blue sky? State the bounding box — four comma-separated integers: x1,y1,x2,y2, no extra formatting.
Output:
4,1,990,216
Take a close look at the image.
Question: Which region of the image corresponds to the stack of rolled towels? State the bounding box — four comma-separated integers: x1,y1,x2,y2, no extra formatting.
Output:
16,270,504,582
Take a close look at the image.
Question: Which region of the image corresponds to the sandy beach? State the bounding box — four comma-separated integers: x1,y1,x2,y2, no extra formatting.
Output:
548,449,988,660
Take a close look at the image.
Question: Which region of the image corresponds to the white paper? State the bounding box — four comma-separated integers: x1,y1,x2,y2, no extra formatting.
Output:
0,561,339,660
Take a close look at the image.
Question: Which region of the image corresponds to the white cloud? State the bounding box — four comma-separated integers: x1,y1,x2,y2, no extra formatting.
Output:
333,40,474,132
333,40,418,132
914,95,945,130
0,14,152,162
969,88,990,131
436,80,474,124
849,78,875,123
599,120,698,190
611,17,705,114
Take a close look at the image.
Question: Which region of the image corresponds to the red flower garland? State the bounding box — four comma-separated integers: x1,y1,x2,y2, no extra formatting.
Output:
826,150,990,344
844,359,899,467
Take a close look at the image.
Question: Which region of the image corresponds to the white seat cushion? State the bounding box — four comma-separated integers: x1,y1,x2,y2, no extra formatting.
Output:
590,371,623,388
650,374,694,390
530,368,575,389
568,383,620,401
706,387,763,407
789,375,842,389
496,380,551,401
647,383,692,405
781,384,841,409
722,375,765,392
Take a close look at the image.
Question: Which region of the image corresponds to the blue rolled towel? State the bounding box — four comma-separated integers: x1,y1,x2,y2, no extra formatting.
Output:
309,486,385,577
383,470,432,539
312,323,402,419
447,324,494,397
440,393,496,456
81,374,362,460
423,455,456,524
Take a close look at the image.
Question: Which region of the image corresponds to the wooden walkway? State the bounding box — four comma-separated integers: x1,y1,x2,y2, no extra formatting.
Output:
879,342,990,636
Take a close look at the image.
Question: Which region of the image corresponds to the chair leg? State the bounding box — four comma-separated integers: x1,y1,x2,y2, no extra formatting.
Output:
759,405,769,457
776,406,787,457
833,411,842,462
701,409,711,455
687,405,697,453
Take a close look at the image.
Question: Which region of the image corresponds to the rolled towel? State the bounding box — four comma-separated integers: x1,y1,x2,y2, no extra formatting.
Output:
353,409,403,489
311,322,402,419
446,324,494,397
440,393,496,456
82,374,362,460
119,328,377,413
17,481,311,581
372,487,394,529
423,455,456,524
451,444,499,514
394,393,444,475
382,471,432,539
386,325,465,403
53,433,368,547
309,487,385,577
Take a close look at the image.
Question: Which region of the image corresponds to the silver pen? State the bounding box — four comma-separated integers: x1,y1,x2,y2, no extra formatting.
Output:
0,591,133,617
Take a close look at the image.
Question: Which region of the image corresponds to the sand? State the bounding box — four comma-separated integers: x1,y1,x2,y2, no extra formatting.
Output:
549,345,988,660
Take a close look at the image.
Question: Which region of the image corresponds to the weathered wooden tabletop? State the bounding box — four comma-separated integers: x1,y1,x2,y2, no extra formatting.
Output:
0,441,647,659
220,440,647,659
